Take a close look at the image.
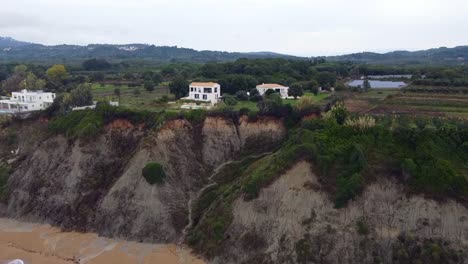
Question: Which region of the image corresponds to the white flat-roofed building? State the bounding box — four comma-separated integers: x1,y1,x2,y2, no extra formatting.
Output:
187,82,221,104
0,89,56,113
256,83,289,99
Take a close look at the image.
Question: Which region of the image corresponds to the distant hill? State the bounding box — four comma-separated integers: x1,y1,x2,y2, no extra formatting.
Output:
327,46,468,65
1,36,467,65
0,37,34,48
0,36,300,64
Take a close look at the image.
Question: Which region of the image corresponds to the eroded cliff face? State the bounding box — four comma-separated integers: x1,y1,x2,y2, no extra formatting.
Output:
213,161,468,264
0,116,286,243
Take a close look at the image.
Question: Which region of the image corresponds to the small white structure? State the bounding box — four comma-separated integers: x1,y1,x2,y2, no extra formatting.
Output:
256,83,289,99
71,101,119,111
185,82,221,104
0,90,55,113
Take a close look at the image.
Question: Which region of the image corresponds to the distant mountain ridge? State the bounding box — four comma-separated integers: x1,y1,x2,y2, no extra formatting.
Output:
0,36,34,48
1,36,467,65
328,46,468,65
0,36,300,64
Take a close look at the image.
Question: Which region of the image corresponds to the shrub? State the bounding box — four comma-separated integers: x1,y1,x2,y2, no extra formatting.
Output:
142,162,166,185
0,165,10,201
144,80,155,91
295,96,316,113
183,109,207,123
344,116,376,130
235,90,249,101
223,94,237,106
289,83,304,99
356,218,370,236
335,173,364,208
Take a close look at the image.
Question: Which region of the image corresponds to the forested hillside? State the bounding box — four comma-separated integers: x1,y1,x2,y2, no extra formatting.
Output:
0,37,297,64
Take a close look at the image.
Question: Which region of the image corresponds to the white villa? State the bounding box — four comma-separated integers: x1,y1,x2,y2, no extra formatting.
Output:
186,82,221,104
256,83,289,99
0,90,56,113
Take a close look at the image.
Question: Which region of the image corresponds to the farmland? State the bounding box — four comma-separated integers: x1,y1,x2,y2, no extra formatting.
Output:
344,86,468,119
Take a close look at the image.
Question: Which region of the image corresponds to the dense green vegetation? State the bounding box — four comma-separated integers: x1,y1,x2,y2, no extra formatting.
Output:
142,162,166,185
47,102,158,138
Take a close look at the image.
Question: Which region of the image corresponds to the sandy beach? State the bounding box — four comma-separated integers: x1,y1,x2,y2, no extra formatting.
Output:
0,218,205,264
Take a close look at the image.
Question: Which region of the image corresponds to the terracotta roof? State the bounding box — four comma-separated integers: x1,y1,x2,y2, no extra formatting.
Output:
190,82,219,87
256,83,287,89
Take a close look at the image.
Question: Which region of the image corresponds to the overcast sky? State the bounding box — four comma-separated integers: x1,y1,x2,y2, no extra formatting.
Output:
1,0,468,56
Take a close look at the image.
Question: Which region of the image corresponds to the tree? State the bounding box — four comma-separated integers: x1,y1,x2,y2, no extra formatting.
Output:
363,79,371,92
46,65,68,82
306,80,320,95
82,58,111,71
152,72,163,85
14,65,28,76
70,84,93,107
223,94,237,106
1,74,24,94
335,81,348,92
144,80,155,92
235,90,249,101
90,72,105,82
169,76,188,99
20,73,46,91
257,93,283,114
289,83,304,99
317,71,336,89
114,87,121,104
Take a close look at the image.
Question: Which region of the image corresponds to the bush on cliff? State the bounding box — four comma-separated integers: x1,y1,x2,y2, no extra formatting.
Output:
142,162,166,185
0,165,10,201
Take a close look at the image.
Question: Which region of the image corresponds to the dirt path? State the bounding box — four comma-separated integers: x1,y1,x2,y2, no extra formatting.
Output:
0,218,205,264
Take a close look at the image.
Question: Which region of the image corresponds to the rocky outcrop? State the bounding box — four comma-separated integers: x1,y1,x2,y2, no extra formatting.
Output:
214,161,468,264
1,116,286,243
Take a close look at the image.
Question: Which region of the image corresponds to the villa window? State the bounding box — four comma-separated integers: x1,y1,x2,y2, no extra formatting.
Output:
203,95,207,100
203,88,212,93
215,88,217,93
195,94,199,99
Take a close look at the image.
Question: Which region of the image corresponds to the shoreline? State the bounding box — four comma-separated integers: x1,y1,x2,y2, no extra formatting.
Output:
0,218,205,264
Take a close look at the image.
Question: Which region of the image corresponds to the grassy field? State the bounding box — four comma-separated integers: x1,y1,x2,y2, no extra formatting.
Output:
91,83,178,112
234,93,330,112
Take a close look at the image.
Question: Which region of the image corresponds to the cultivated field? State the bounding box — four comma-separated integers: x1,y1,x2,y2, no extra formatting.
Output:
345,87,468,119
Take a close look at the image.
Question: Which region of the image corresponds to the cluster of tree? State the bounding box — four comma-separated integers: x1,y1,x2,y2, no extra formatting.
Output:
0,64,69,95
82,58,112,71
142,71,163,91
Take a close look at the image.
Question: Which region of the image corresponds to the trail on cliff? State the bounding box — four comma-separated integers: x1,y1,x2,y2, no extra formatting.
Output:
181,151,273,242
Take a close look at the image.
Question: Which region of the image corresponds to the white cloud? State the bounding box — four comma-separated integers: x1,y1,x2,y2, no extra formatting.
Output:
1,0,467,55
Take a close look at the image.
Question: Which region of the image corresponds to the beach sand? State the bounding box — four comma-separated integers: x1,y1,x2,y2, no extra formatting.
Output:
0,218,205,264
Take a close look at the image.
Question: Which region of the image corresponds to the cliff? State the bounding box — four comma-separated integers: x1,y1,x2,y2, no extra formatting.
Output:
0,116,286,243
214,161,468,263
1,114,467,264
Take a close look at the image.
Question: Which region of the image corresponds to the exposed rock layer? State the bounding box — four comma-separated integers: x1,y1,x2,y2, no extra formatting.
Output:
1,117,286,243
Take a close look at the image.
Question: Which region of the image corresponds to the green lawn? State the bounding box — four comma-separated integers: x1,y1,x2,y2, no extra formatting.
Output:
91,83,175,112
233,101,258,111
